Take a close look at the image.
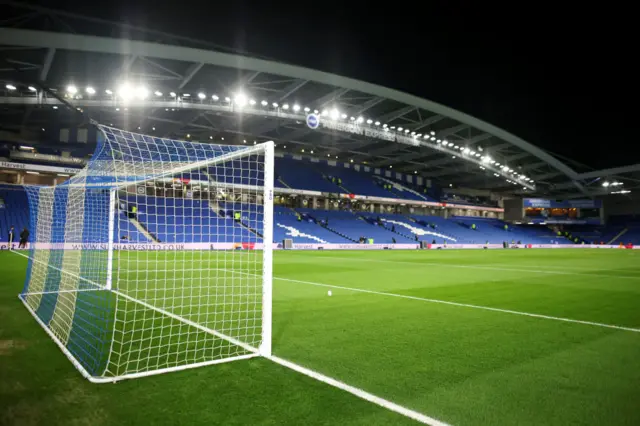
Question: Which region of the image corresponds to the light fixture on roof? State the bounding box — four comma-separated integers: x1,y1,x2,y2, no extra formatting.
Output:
282,103,289,110
26,171,40,175
330,108,340,120
303,106,310,112
19,145,34,150
602,181,610,187
404,129,410,133
350,159,354,163
272,102,279,108
293,104,300,111
154,90,163,96
169,91,176,97
310,150,313,153
198,92,206,99
235,93,248,107
430,131,436,135
261,100,267,106
117,83,132,100
414,171,417,174
28,86,37,92
452,156,456,159
135,86,149,100
398,127,403,131
389,165,393,169
367,119,373,124
430,137,436,141
341,113,347,119
5,84,16,91
224,96,231,102
66,85,78,95
382,123,388,128
350,116,355,121
52,105,58,109
186,134,190,138
105,89,113,95
152,127,156,131
249,99,256,105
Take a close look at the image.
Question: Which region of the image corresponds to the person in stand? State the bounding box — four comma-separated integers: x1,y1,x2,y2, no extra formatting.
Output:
391,225,396,232
18,227,29,249
8,225,15,245
392,237,397,244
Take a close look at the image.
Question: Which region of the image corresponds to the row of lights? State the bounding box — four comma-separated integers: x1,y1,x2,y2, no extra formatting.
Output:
6,82,537,186
7,82,449,140
602,181,623,187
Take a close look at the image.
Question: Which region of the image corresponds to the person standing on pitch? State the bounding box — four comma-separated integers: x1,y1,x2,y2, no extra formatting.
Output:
19,227,30,249
8,225,15,245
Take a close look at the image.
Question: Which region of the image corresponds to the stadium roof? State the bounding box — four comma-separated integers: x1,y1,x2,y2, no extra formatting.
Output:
1,3,638,199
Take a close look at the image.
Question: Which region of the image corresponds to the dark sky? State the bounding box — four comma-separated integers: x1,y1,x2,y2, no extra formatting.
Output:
44,0,636,170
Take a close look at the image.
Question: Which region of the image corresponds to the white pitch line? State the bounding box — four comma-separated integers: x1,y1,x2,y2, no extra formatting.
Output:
290,253,640,280
268,355,451,426
276,276,640,333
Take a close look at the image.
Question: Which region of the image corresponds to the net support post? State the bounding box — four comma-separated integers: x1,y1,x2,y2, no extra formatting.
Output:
260,141,274,357
105,188,116,290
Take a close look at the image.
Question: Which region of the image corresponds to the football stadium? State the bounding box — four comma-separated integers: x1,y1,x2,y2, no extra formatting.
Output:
1,5,639,426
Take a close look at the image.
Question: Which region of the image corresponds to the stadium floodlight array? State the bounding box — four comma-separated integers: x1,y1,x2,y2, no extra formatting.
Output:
18,126,274,382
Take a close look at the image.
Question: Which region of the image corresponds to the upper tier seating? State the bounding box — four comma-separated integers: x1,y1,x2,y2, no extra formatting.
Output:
275,158,343,193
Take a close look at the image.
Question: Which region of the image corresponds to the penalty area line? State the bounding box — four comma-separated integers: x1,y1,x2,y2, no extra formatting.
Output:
275,276,640,334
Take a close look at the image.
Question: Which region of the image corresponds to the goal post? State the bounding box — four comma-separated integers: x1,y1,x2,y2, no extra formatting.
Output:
18,126,274,382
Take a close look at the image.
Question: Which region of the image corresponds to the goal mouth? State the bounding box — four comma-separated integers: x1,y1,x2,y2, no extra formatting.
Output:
18,126,274,382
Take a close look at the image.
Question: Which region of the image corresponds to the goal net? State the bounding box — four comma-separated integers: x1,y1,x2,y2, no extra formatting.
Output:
19,126,274,382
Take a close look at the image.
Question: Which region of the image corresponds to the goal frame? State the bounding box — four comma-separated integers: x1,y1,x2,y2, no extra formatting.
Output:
17,138,274,383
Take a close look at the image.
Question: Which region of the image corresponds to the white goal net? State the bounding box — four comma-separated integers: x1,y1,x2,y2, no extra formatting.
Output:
19,126,274,382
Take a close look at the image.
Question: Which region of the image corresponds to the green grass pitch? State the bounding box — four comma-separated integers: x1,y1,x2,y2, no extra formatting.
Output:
2,248,640,425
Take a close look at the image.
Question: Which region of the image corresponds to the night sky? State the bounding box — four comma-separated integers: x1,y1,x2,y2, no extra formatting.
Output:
43,1,636,170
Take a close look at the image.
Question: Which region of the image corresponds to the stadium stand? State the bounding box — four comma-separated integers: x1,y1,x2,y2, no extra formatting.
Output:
274,158,343,193
0,185,29,242
127,195,258,243
273,206,349,243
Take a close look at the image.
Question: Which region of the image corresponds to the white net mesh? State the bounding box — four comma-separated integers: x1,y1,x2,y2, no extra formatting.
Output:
20,126,273,381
